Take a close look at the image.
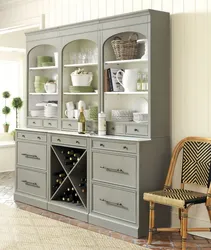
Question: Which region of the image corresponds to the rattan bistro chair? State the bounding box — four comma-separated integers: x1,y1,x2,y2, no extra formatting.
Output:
143,137,211,250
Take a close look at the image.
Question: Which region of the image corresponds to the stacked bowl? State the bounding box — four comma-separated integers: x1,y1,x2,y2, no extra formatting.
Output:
37,56,53,67
34,76,48,93
44,104,58,118
111,110,134,122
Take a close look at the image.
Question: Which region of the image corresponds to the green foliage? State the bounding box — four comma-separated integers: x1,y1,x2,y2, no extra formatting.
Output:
2,106,10,115
12,97,23,109
2,91,10,98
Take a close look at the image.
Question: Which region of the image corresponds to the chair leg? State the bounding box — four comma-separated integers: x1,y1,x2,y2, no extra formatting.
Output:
206,206,211,222
181,209,188,250
179,208,183,236
147,202,155,245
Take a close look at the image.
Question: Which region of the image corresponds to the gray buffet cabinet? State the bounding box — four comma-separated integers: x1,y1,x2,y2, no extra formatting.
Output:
14,9,171,238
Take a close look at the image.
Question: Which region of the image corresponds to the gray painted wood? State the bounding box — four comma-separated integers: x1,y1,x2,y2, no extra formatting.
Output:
17,167,47,199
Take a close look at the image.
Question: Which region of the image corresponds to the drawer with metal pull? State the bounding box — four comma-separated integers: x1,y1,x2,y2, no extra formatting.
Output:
62,120,78,131
17,168,46,198
126,123,148,136
92,184,136,223
27,118,43,127
106,122,125,135
17,132,47,142
51,135,86,147
92,152,136,188
17,142,47,170
43,119,58,129
92,139,136,153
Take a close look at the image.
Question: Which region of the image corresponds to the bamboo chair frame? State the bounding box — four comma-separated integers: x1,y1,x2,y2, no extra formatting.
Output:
144,137,211,250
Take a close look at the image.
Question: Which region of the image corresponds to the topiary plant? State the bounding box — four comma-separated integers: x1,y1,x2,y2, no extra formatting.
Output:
2,91,11,132
12,97,23,128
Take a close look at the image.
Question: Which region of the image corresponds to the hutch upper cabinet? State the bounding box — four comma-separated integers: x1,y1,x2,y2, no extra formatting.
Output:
26,10,170,140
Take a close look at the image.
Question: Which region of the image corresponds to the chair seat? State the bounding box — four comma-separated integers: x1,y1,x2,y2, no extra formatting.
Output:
143,188,207,208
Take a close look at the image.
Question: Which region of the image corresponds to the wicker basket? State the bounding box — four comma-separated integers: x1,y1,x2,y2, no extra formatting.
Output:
111,33,138,60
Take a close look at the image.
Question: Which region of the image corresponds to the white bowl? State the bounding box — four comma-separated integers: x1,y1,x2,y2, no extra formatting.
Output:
30,110,44,117
71,73,93,86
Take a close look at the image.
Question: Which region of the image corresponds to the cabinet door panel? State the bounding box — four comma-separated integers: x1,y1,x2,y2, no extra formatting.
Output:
17,142,47,170
92,184,136,223
17,168,46,198
92,152,136,188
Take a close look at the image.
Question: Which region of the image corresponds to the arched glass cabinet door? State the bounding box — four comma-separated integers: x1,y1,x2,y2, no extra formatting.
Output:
62,36,99,133
101,25,150,138
27,44,59,129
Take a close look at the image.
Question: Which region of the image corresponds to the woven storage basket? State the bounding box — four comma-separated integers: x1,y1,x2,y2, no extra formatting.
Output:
111,33,138,60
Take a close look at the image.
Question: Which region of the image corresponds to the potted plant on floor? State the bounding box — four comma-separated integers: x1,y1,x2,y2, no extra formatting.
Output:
11,97,23,128
2,91,11,133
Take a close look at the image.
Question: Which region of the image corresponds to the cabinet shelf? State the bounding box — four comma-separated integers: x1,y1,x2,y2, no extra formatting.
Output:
104,91,148,95
29,93,58,95
104,58,148,65
29,66,58,70
64,63,98,68
64,92,97,95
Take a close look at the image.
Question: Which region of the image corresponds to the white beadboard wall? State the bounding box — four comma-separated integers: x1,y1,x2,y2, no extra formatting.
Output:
0,0,211,235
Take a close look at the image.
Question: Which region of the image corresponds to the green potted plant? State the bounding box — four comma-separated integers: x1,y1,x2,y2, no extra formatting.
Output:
2,91,11,133
12,97,23,128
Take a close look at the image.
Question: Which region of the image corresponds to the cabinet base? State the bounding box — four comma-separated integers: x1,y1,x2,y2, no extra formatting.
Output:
89,213,140,238
48,200,88,222
14,192,48,210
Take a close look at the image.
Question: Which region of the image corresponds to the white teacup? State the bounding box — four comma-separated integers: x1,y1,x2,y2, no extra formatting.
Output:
65,110,74,119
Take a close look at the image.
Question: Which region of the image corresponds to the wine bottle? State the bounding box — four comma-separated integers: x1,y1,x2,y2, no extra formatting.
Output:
78,107,86,134
73,153,80,158
81,178,87,182
56,178,63,184
52,184,60,191
81,188,86,193
58,173,66,178
64,160,72,165
79,183,86,187
61,197,66,201
67,150,74,155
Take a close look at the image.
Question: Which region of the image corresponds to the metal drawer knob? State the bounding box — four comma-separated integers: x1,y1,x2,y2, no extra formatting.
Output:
37,136,41,140
111,127,115,130
134,128,139,132
123,146,128,150
22,135,25,138
48,122,52,126
68,124,72,127
33,121,36,124
57,138,61,142
76,140,80,144
100,143,104,147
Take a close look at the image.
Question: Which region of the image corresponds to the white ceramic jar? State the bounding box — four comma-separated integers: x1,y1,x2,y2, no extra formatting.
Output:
98,112,106,136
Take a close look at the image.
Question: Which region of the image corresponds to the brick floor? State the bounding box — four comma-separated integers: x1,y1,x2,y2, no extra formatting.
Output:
1,171,211,249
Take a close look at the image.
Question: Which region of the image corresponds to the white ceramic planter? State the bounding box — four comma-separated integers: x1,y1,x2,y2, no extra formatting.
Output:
71,73,93,86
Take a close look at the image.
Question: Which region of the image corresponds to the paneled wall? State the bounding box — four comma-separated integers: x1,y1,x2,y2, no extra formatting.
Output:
0,0,210,236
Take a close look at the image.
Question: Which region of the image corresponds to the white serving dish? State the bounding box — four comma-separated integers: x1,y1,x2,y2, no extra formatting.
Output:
30,110,44,117
71,72,93,86
133,112,148,122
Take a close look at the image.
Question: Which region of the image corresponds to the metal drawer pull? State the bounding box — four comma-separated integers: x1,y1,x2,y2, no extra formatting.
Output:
100,166,128,175
37,136,41,140
100,143,104,147
21,153,40,160
111,127,115,130
21,135,25,138
33,121,36,124
123,146,128,150
48,122,52,126
100,198,128,209
134,128,139,132
57,138,61,142
22,180,40,188
68,124,72,126
76,140,80,144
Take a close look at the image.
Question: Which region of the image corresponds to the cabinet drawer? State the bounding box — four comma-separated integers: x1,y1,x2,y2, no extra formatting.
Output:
17,168,46,198
27,118,43,127
92,152,136,188
51,135,86,147
92,140,136,153
17,142,47,170
107,122,125,135
62,120,77,131
126,124,148,136
92,184,136,223
43,119,58,129
17,132,47,142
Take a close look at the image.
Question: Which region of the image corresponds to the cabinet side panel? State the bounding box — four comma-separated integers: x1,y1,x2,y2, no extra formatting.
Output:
150,12,170,138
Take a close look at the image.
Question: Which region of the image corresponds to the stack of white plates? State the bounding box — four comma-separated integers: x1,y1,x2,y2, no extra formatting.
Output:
111,110,134,122
44,105,58,118
30,110,44,117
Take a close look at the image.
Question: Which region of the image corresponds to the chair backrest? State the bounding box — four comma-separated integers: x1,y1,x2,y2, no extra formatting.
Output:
181,140,211,188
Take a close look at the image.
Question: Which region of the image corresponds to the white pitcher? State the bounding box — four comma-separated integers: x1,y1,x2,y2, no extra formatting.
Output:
116,69,138,92
44,82,57,93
